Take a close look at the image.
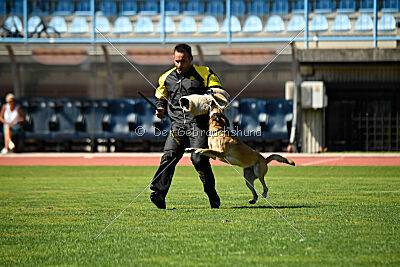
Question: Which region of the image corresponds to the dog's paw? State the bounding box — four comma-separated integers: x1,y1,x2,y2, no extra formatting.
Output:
185,148,196,153
262,192,268,199
288,159,296,166
249,199,257,204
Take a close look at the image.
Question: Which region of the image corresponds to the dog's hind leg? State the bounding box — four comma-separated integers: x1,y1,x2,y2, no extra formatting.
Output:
244,168,258,204
254,160,269,199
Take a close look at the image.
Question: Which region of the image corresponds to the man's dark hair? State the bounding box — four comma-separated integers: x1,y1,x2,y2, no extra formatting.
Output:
174,43,192,58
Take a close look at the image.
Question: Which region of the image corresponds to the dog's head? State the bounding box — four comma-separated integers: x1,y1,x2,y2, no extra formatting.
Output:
209,107,230,129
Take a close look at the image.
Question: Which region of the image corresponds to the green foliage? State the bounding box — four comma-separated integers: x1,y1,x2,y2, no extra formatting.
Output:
0,166,399,265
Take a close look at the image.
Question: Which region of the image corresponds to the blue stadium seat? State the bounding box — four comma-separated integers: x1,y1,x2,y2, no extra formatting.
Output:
242,15,263,33
140,1,159,16
199,16,219,33
75,0,91,16
177,16,197,34
0,0,7,16
47,16,68,34
287,15,305,32
224,100,240,128
23,99,51,140
4,16,23,34
206,0,224,16
98,0,117,16
108,99,136,139
134,17,154,34
359,0,374,13
113,16,133,34
236,99,265,139
120,0,138,16
166,0,180,15
156,16,176,33
271,0,289,15
249,0,269,16
54,0,74,16
331,14,351,32
10,0,23,16
354,14,373,32
315,0,335,14
378,14,396,31
28,16,44,34
309,14,329,33
265,15,285,33
95,16,111,34
292,0,312,14
264,99,292,139
232,0,246,16
382,0,399,13
221,16,241,33
199,16,219,34
51,99,82,140
337,0,356,13
184,0,204,15
134,98,169,140
32,0,53,16
70,16,89,35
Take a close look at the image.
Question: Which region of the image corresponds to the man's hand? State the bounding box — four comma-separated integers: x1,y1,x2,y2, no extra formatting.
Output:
156,108,165,119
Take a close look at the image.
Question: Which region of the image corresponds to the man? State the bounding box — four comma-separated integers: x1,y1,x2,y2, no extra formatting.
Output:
149,43,223,209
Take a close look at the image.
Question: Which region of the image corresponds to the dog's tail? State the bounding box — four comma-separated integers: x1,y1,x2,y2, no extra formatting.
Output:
265,154,295,166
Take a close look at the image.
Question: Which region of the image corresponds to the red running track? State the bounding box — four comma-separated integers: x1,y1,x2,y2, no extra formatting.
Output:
0,153,399,166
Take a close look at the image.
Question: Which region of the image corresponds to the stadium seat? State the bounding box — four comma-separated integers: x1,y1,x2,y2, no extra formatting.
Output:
108,99,136,139
10,0,23,16
183,0,204,15
98,0,117,17
28,16,44,34
292,0,312,14
134,98,168,140
309,14,329,33
315,0,335,14
75,0,91,16
69,17,89,35
113,16,133,34
237,99,264,139
287,15,305,32
166,0,180,15
242,15,263,33
23,99,51,140
177,16,197,34
331,14,351,32
378,14,396,31
47,16,68,35
140,1,159,16
33,0,53,16
206,0,225,16
249,0,269,16
120,0,138,16
4,16,23,34
354,14,373,32
337,0,356,13
51,99,82,140
134,17,154,34
0,0,7,16
156,16,176,33
265,15,285,33
221,16,241,33
264,99,292,139
271,0,289,15
95,16,111,34
382,0,399,13
199,16,219,34
359,0,374,13
54,0,74,16
231,0,246,16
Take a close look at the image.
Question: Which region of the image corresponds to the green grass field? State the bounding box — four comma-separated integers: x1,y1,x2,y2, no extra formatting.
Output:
0,165,399,266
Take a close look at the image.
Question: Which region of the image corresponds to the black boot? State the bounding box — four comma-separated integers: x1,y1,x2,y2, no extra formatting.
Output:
206,189,220,209
150,191,166,209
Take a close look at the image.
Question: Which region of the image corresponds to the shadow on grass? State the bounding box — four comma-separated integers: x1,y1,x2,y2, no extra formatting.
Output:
232,205,315,209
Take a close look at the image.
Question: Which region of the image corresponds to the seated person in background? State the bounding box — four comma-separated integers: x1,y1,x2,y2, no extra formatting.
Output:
0,93,25,154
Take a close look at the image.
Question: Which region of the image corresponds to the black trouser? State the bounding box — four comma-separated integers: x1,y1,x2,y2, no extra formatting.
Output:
150,123,217,199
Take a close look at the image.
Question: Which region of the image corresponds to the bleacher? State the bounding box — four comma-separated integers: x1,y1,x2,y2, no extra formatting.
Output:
14,97,292,152
1,0,399,41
